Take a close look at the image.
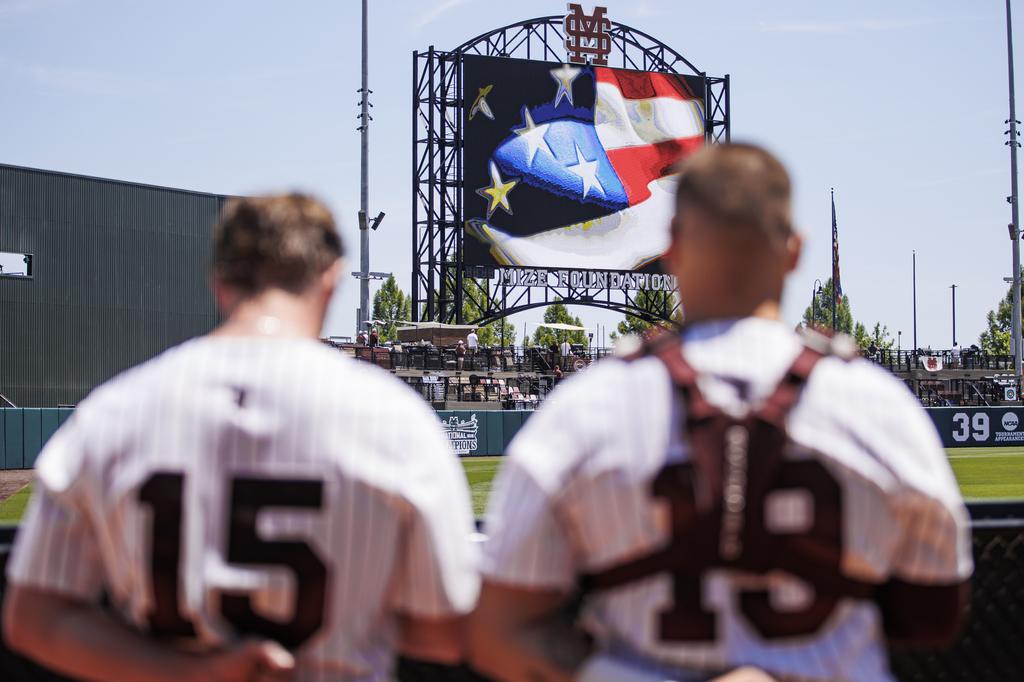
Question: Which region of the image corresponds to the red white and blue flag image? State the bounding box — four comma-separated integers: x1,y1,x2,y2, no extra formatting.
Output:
463,54,705,271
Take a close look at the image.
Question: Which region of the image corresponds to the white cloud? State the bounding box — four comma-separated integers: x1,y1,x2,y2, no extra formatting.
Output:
413,0,472,31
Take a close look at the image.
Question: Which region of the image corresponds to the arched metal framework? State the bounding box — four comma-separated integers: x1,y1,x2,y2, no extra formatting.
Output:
412,16,729,325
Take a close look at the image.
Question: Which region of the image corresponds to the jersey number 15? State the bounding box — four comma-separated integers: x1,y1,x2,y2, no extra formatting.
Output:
138,472,327,648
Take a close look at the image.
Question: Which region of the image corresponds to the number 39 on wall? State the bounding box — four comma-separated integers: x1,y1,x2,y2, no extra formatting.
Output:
952,412,989,442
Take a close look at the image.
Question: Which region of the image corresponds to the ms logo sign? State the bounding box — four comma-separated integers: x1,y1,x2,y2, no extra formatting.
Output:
564,3,612,66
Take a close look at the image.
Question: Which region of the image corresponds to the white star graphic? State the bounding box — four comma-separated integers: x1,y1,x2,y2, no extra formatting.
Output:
566,143,605,199
512,108,553,167
550,64,581,107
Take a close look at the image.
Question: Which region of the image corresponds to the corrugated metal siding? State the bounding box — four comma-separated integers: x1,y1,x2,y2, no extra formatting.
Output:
0,164,223,406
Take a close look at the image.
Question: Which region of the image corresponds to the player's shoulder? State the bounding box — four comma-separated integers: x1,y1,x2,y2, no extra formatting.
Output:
808,351,921,413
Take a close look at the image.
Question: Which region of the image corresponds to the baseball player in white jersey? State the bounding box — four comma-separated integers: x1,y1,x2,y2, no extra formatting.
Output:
3,194,479,681
469,144,972,682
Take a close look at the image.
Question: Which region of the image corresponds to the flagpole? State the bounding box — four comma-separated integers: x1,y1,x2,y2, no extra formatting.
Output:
831,188,837,331
913,250,918,352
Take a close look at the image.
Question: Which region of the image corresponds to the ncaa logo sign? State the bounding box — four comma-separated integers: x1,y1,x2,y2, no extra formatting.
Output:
1002,412,1019,431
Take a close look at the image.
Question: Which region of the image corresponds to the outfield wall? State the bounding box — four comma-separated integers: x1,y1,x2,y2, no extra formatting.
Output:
0,406,1016,469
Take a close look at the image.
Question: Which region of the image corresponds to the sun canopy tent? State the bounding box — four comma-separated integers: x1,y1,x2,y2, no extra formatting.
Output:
394,322,476,346
536,322,587,331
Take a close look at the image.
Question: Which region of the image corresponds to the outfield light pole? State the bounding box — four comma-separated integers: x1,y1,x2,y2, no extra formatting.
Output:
355,0,372,334
1006,0,1022,378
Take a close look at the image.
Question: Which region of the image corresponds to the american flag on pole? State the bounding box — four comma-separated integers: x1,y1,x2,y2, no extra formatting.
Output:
463,56,705,271
832,188,843,305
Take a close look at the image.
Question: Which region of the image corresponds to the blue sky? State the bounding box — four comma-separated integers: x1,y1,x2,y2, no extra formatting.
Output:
1,0,1020,349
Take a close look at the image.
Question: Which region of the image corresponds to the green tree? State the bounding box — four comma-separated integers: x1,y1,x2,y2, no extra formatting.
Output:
610,289,682,341
854,321,895,352
531,301,588,347
371,275,411,341
980,275,1020,354
802,278,854,334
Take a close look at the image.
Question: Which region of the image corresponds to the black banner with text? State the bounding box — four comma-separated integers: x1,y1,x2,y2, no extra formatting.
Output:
928,407,1024,448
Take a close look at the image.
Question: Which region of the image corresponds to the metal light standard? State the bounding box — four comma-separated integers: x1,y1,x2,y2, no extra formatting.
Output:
1006,0,1022,378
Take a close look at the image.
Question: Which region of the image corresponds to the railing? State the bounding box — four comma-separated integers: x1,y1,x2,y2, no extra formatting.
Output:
400,374,551,408
911,378,1007,407
338,344,614,374
869,349,1015,373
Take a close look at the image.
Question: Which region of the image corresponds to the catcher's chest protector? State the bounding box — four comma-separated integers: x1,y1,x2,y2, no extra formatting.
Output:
583,332,873,642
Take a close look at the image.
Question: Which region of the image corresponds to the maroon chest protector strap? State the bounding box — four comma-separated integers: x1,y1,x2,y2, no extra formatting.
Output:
650,333,827,512
578,332,863,597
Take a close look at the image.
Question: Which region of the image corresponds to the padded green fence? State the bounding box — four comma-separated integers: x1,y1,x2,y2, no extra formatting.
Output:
6,404,1010,469
5,404,1009,468
0,408,69,469
436,410,533,456
0,407,527,469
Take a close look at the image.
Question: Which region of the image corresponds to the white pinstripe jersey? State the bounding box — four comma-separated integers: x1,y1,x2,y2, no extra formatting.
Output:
7,336,479,682
482,318,971,682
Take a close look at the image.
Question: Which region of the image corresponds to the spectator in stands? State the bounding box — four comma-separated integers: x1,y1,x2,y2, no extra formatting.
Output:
456,340,466,369
553,365,564,385
951,343,961,368
467,327,479,367
368,326,379,348
559,337,572,370
356,330,367,346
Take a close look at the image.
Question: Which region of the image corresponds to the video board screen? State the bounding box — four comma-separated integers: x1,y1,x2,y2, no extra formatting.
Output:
463,54,704,272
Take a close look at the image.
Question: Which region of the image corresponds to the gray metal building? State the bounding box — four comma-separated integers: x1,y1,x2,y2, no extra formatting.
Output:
0,164,224,407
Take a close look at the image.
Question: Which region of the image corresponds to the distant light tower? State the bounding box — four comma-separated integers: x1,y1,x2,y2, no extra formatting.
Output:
1006,0,1022,378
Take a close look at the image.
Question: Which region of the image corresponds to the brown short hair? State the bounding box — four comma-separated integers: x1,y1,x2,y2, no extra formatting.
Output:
212,193,344,293
674,143,792,243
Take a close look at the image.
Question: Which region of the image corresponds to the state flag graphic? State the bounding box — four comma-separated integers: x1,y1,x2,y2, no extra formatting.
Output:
463,54,705,272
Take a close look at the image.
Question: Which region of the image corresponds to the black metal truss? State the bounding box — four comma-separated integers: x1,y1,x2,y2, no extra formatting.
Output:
413,16,730,326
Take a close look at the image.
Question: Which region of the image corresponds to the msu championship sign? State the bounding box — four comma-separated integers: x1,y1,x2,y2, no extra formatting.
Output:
441,413,480,455
462,48,705,284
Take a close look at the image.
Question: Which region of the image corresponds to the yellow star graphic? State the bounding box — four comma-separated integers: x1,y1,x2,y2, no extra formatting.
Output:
476,162,518,218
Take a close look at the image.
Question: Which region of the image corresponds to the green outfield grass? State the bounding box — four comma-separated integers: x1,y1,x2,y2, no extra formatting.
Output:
0,449,1019,525
946,446,1024,499
0,484,32,524
462,457,503,517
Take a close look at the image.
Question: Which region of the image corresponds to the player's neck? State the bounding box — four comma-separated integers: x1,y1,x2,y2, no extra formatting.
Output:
213,289,323,340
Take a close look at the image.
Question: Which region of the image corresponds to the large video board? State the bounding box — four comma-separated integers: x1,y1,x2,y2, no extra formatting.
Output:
463,54,705,273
